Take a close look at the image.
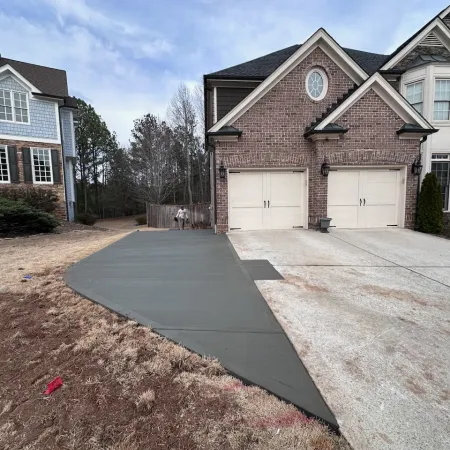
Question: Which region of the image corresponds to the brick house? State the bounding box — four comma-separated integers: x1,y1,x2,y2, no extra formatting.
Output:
204,7,450,233
0,57,77,221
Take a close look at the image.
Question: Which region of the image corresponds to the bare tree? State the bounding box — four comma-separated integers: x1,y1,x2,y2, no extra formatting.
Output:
130,114,174,205
169,83,196,206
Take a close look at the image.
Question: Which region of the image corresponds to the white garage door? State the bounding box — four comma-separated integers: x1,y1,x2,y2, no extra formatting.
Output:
229,171,306,231
328,169,403,228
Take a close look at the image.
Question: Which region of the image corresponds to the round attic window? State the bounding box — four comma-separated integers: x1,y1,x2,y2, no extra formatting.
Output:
306,68,328,101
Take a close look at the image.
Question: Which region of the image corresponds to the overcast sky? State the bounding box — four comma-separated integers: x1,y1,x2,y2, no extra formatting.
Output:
1,0,448,144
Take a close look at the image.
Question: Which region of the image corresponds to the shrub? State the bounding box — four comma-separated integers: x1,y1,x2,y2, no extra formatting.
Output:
0,198,60,236
416,173,444,234
0,186,58,213
77,212,98,226
135,215,147,226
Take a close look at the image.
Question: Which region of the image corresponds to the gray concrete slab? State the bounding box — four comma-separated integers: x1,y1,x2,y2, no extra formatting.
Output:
228,229,450,450
242,259,284,280
66,230,337,428
332,228,450,267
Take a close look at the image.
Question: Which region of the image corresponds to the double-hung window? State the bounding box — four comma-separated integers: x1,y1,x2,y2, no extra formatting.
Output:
31,148,53,184
0,89,29,123
406,81,423,113
0,145,10,183
434,80,450,121
431,153,450,210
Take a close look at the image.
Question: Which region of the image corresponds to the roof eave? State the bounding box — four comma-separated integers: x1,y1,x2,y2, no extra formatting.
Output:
304,128,348,139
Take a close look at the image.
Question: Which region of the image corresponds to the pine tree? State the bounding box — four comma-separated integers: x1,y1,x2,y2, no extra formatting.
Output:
416,173,444,234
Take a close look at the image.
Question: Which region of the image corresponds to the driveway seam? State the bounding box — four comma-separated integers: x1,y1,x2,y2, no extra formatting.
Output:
330,233,450,289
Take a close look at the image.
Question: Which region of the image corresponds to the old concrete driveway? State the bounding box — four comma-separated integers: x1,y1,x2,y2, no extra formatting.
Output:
228,228,450,450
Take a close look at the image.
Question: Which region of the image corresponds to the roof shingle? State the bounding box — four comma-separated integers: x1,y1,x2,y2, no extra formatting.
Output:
206,45,390,79
0,57,68,97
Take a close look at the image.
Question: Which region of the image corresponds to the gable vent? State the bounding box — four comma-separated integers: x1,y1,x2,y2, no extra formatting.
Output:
443,14,450,29
420,32,443,47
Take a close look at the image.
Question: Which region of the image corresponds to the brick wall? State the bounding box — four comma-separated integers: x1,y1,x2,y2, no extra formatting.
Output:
0,138,66,220
214,48,421,233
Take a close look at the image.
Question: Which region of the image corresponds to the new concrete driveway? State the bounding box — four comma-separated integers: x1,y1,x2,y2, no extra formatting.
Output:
228,228,450,450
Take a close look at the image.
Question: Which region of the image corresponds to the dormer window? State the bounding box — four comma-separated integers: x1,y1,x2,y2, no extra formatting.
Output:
0,89,29,123
306,68,328,101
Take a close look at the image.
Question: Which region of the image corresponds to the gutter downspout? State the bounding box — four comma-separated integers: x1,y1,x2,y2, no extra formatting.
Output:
58,105,70,222
415,136,427,229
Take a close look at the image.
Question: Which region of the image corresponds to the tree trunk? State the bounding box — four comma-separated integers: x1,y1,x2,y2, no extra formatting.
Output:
186,140,193,205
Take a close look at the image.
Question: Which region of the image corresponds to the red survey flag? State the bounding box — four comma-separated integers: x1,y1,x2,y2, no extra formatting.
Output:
43,377,63,395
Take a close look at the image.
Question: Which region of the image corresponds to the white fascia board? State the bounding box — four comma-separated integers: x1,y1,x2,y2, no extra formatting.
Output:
0,133,61,144
439,6,450,19
207,28,368,133
0,65,41,93
317,73,434,130
381,19,450,70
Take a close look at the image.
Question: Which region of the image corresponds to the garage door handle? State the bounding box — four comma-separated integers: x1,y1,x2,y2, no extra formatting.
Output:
268,200,270,208
264,201,266,208
364,198,366,206
360,199,362,206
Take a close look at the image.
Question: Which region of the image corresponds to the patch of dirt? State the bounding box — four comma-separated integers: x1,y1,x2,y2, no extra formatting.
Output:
283,275,329,293
361,285,429,307
0,232,350,450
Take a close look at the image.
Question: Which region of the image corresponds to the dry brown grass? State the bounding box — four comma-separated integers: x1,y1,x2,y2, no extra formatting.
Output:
0,230,350,450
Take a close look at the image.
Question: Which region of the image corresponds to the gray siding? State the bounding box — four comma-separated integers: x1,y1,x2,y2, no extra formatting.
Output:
217,87,254,121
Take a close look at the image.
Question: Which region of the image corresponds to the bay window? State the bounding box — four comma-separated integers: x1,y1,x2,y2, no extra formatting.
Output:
406,81,423,113
434,80,450,120
431,154,450,210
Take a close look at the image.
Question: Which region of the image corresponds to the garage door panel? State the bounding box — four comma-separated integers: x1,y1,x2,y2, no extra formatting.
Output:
328,171,360,206
328,169,402,229
269,172,304,207
360,205,397,227
229,172,264,230
328,205,358,228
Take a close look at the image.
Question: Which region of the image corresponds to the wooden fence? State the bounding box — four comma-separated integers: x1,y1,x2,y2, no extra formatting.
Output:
146,203,211,229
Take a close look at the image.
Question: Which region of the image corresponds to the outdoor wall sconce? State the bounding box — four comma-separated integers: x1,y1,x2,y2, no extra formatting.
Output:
320,157,330,177
219,162,226,179
412,155,423,176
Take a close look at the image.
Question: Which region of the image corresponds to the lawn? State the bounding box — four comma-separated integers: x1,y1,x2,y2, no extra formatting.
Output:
0,228,349,450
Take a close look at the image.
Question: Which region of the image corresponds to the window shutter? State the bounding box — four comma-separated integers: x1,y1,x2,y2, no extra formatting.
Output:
22,147,33,183
51,149,61,184
7,146,19,183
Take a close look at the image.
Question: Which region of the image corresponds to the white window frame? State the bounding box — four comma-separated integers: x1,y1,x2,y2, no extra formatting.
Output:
31,147,53,185
431,153,450,211
405,80,424,114
433,78,450,122
0,144,10,184
306,67,328,101
0,89,30,125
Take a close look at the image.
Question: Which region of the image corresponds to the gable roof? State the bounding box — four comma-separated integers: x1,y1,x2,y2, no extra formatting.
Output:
312,73,434,132
207,45,389,80
0,57,68,97
208,28,370,133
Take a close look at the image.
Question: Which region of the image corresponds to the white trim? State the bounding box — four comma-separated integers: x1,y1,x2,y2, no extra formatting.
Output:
69,110,76,157
306,67,328,101
0,65,41,93
208,28,368,133
30,147,53,184
439,6,450,19
0,89,31,125
55,102,61,144
0,144,11,184
381,19,450,70
213,87,218,124
0,134,61,144
316,73,434,130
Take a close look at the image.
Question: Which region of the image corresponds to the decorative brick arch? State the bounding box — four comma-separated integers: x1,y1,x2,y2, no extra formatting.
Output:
329,150,415,166
221,152,308,168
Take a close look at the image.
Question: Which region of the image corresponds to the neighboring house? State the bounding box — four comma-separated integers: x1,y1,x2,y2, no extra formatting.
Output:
0,56,77,221
204,6,450,233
